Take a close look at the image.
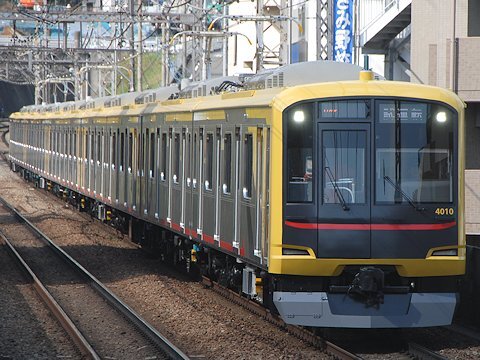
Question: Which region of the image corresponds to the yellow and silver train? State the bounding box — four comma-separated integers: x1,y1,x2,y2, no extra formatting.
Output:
9,61,465,328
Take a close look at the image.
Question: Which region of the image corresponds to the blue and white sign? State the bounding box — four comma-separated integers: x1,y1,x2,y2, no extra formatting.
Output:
333,0,354,63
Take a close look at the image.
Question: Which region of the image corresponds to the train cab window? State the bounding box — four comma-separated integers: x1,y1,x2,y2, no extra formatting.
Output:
205,133,213,190
286,103,314,203
161,133,167,181
223,133,232,194
243,133,253,198
150,131,155,178
375,101,454,204
174,133,180,184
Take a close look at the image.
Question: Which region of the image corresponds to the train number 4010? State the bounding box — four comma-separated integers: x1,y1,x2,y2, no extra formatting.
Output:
435,207,454,216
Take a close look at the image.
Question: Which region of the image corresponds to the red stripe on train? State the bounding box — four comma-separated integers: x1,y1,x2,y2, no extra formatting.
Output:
203,234,215,244
171,222,182,232
285,220,457,231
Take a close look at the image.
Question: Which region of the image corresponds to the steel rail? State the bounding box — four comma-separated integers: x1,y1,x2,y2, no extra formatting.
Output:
0,229,100,359
408,342,448,360
201,276,361,360
0,196,190,360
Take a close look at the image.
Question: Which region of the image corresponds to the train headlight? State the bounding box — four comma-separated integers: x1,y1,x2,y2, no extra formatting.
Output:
293,110,305,123
436,111,447,123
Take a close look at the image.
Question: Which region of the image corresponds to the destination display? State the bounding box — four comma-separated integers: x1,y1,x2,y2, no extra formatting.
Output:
319,100,369,119
378,101,427,123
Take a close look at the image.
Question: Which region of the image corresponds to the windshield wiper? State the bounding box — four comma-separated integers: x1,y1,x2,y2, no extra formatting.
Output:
383,176,425,211
325,166,349,211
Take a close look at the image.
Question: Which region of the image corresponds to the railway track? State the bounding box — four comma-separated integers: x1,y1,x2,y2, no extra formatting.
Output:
407,342,449,360
201,276,361,360
0,195,189,360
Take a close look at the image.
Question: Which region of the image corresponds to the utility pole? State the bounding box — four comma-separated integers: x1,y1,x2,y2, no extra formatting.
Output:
137,0,143,92
130,0,136,91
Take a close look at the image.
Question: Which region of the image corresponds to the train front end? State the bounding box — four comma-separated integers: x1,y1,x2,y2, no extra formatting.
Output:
268,78,465,328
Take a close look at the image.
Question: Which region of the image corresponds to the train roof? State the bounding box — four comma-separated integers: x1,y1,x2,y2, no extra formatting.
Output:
10,61,465,121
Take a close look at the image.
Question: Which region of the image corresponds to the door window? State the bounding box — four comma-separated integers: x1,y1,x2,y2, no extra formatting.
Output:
322,130,366,204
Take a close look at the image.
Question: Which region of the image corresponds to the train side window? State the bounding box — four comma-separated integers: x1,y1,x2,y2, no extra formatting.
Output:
86,131,90,160
223,133,232,194
97,132,101,164
120,131,125,171
173,133,180,183
104,131,108,164
65,130,69,157
286,103,314,203
243,133,253,199
112,131,117,169
90,132,94,163
161,133,167,181
128,131,133,172
205,133,213,190
186,133,191,187
72,130,75,158
150,131,155,178
193,132,198,189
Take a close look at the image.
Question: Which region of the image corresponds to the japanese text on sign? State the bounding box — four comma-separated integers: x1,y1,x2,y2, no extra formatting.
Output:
333,0,353,63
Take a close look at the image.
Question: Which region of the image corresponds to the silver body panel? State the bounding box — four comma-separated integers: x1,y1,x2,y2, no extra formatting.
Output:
273,291,458,328
9,108,269,268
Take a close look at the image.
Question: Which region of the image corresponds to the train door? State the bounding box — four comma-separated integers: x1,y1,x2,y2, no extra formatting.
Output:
192,128,203,237
80,127,85,191
68,127,72,184
145,125,156,218
110,129,117,204
201,127,219,243
89,129,95,194
126,127,135,210
104,128,112,203
170,127,184,231
219,127,236,252
131,126,140,213
118,127,127,208
238,126,263,261
184,129,192,234
158,129,170,224
95,128,103,198
136,118,143,214
63,127,67,184
316,123,371,258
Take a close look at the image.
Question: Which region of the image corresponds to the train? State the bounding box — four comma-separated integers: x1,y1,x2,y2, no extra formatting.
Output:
9,61,466,328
